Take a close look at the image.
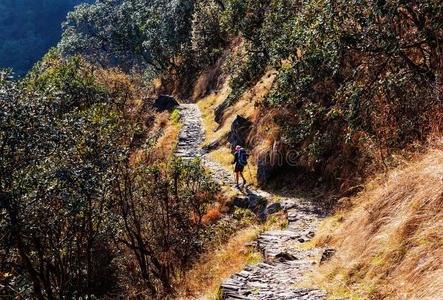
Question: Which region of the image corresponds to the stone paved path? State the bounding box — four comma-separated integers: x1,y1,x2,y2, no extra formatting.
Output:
176,104,205,160
176,104,329,300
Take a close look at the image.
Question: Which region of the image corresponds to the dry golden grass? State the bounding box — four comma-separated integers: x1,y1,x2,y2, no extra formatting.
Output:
154,111,183,159
174,227,261,299
149,77,163,96
94,67,148,115
197,92,230,145
193,58,225,101
207,146,233,168
201,208,222,225
310,141,443,299
127,111,182,165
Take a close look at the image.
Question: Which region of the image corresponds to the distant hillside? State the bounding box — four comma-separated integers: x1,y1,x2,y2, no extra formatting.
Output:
0,0,88,76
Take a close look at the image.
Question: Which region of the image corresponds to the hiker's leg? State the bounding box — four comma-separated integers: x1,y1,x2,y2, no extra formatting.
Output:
240,172,245,180
235,172,239,184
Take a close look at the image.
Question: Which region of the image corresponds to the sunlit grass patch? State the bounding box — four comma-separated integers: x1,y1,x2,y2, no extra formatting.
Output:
174,226,261,299
171,107,180,124
155,112,183,158
308,145,443,299
207,146,233,168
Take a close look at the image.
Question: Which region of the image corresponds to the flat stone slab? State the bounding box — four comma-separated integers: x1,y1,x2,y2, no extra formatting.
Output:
220,196,329,298
221,261,327,299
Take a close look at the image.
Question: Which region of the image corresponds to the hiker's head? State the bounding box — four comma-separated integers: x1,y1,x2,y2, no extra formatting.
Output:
236,145,241,151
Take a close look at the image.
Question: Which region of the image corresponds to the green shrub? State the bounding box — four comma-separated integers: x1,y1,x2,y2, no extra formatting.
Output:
171,107,180,124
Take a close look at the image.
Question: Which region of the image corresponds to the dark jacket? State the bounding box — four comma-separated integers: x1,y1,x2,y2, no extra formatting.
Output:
232,148,248,166
232,151,240,165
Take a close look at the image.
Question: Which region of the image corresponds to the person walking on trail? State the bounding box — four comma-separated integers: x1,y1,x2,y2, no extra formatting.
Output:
232,145,248,187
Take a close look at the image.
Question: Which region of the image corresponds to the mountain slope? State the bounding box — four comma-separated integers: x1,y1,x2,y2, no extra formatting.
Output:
0,0,88,75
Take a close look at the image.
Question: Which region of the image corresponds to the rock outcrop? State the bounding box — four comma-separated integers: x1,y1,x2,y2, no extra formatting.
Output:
228,115,252,150
320,249,336,265
228,193,266,211
258,202,282,220
256,155,273,185
215,99,229,124
153,95,179,112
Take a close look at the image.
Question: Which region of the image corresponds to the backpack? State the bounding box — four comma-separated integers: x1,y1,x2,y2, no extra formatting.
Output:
237,148,249,166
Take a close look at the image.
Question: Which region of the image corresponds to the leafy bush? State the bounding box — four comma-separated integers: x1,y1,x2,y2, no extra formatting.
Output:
59,0,195,78
171,107,180,124
0,52,219,298
191,0,226,68
0,61,128,298
221,0,275,103
111,156,218,296
58,0,228,96
225,50,269,103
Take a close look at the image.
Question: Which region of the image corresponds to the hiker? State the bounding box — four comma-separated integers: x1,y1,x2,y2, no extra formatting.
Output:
232,145,248,187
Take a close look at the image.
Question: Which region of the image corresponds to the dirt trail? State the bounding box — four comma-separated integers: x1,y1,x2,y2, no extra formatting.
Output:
176,104,329,300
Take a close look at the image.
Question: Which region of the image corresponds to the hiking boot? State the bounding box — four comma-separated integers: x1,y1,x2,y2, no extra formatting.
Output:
234,183,240,188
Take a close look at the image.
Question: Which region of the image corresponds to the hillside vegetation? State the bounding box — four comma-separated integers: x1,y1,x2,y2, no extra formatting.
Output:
312,142,443,299
216,0,442,189
1,53,219,298
58,0,442,188
0,0,442,299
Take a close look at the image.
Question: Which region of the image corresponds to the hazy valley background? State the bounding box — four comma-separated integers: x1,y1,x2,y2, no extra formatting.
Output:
0,0,89,76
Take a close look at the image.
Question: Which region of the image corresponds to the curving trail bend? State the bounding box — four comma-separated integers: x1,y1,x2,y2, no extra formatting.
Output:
176,103,330,300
